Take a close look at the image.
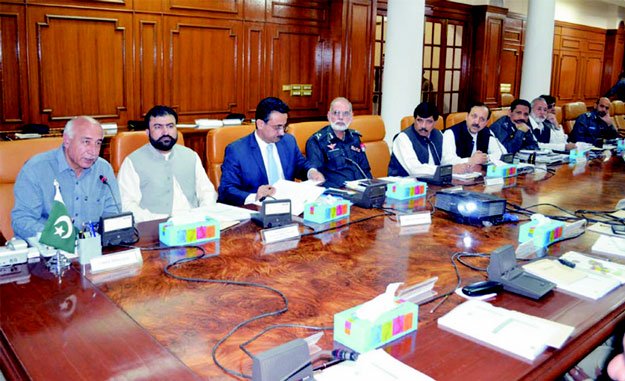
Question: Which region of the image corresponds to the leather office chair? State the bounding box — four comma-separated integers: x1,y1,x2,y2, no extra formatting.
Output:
350,115,390,178
400,116,443,131
350,115,391,178
611,101,625,133
287,121,327,155
489,109,509,126
109,131,185,174
0,137,63,242
445,112,467,129
554,106,563,125
562,102,587,135
501,93,514,107
206,125,255,188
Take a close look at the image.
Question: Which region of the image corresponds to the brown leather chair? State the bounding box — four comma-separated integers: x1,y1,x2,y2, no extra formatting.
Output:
489,109,509,126
400,116,443,131
611,101,625,133
287,121,327,155
0,137,64,241
554,106,563,125
501,93,514,107
206,125,256,188
350,115,389,178
445,112,467,129
109,131,185,174
562,102,587,135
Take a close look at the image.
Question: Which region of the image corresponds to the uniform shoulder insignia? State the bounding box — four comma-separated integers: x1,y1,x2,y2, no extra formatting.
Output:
314,132,323,140
585,112,592,117
351,129,362,137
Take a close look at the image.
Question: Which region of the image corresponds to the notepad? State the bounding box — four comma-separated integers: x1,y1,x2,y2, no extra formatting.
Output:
560,251,625,283
438,300,573,361
523,258,620,300
592,234,625,257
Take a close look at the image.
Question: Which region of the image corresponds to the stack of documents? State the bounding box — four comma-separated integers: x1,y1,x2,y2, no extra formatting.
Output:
592,234,625,257
438,300,574,361
523,256,621,300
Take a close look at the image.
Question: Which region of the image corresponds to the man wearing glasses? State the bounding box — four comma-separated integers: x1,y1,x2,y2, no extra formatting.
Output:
218,97,324,206
305,97,372,188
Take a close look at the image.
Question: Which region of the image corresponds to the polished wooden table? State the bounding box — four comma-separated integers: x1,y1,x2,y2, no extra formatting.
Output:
2,156,625,380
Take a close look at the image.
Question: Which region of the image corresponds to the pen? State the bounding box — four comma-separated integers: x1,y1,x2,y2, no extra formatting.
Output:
558,258,576,268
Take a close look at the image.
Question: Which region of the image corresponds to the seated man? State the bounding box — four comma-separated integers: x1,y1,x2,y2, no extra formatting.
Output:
305,97,372,188
529,96,575,152
490,98,539,154
118,105,217,222
11,116,120,239
442,102,507,173
218,97,325,206
568,97,619,144
388,102,443,176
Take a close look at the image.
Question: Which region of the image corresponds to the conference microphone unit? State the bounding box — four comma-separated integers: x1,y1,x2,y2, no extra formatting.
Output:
489,130,514,164
98,175,138,246
344,158,386,209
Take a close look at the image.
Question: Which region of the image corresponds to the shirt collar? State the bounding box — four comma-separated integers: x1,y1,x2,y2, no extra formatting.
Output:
147,142,173,160
254,130,273,151
529,116,542,131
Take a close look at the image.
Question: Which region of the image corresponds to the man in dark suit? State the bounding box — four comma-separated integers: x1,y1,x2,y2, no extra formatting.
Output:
218,97,325,206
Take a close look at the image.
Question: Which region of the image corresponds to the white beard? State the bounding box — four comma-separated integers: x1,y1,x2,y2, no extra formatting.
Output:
331,121,349,131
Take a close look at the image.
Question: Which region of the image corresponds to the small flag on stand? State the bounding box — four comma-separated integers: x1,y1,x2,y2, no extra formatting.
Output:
40,179,77,253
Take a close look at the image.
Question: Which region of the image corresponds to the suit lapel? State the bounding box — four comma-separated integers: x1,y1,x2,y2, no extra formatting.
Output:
276,137,290,179
248,133,269,183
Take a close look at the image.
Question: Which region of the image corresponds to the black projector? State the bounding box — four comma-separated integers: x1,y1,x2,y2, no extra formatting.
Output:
435,190,506,225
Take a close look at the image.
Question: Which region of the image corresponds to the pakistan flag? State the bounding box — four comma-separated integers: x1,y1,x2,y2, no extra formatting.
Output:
40,180,76,253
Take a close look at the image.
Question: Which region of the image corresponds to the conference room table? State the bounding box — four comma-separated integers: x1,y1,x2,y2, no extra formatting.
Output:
2,154,625,380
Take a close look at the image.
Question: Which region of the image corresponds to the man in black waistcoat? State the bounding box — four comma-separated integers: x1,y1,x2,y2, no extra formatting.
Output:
388,102,444,177
441,102,507,173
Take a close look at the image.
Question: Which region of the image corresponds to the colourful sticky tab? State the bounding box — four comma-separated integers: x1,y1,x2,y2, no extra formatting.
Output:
330,207,336,218
206,226,216,239
392,185,397,192
197,226,207,239
176,229,186,242
186,228,197,242
372,325,382,344
393,316,403,335
345,320,352,335
309,206,315,215
382,321,392,341
404,313,413,330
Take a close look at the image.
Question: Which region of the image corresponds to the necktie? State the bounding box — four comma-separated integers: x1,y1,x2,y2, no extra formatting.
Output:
266,144,280,185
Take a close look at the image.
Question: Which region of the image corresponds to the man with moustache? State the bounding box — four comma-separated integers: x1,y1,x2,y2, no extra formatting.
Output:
305,97,372,188
529,97,575,151
568,97,619,144
12,116,120,239
218,97,325,206
490,98,539,154
441,102,507,173
388,102,444,176
118,105,216,222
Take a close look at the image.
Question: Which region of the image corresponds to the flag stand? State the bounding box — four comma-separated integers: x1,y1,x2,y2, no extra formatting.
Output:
46,250,71,277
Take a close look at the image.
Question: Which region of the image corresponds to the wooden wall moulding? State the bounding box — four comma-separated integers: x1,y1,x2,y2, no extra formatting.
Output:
134,14,163,118
164,17,242,121
26,0,132,11
165,0,242,19
336,1,375,114
602,22,625,95
266,0,330,27
500,13,524,99
268,24,326,119
27,8,133,127
243,23,266,115
471,6,506,108
0,5,28,128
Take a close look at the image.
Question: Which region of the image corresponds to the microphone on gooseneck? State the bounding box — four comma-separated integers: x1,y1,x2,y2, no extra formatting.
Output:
99,175,121,213
424,137,441,165
489,129,513,163
345,157,370,180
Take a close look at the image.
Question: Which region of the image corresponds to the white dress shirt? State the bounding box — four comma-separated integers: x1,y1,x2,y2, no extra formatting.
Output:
243,132,286,205
441,128,506,165
118,149,217,222
529,116,569,151
391,132,437,176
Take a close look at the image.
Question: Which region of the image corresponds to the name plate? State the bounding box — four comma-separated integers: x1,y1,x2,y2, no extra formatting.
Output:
90,248,143,274
261,223,301,244
484,177,504,186
398,211,432,227
562,219,586,239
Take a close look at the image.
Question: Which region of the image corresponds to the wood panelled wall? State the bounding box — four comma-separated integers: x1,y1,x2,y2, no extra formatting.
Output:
0,0,375,132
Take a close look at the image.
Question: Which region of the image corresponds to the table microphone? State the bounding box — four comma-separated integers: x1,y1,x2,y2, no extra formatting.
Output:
345,157,370,181
99,175,121,213
489,130,514,163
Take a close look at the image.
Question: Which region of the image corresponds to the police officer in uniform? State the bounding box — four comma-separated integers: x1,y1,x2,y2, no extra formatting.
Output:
305,97,372,188
568,97,619,144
